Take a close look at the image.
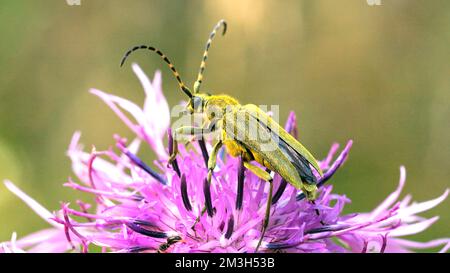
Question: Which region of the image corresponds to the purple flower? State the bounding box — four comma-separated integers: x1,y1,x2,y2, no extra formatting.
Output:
1,64,448,253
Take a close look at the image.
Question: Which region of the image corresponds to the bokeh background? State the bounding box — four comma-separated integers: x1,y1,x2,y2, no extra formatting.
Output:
0,0,448,248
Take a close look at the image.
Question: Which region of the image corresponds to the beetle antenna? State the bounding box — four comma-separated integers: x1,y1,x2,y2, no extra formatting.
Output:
120,45,193,98
194,19,227,93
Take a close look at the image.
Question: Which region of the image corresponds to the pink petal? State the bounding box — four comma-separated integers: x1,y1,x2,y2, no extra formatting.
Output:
388,217,439,237
67,132,133,186
12,228,63,249
439,242,450,253
393,238,450,250
4,180,61,229
9,232,25,253
370,166,406,219
90,88,168,159
132,65,170,140
320,143,340,170
90,88,144,138
396,189,449,219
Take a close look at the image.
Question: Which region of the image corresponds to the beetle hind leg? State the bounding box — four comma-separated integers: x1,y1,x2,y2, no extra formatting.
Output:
256,180,273,253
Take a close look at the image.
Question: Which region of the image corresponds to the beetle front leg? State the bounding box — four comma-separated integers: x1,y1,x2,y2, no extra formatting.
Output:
206,140,223,185
190,140,223,233
167,135,179,167
168,126,207,166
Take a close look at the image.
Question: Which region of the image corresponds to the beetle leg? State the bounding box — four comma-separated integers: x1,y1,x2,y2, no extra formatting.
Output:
256,181,273,253
191,140,223,233
168,126,208,166
206,140,223,185
172,122,216,167
167,136,179,166
243,162,273,182
242,162,274,253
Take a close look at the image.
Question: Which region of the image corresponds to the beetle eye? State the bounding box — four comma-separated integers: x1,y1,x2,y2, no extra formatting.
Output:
192,96,202,110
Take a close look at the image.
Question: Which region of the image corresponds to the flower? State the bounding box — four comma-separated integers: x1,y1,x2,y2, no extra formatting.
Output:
1,64,448,253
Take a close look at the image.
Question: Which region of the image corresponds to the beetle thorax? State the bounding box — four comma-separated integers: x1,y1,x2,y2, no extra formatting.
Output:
203,94,240,121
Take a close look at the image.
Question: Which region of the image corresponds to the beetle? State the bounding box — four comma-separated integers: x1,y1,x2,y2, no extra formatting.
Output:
120,20,323,252
158,235,183,253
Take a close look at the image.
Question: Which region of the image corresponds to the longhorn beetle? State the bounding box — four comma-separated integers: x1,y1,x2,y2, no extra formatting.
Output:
120,20,323,252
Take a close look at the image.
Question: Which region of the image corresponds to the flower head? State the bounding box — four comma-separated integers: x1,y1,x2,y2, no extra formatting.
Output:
1,64,448,253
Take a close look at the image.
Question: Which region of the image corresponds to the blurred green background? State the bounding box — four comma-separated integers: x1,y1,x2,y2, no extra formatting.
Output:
0,0,448,247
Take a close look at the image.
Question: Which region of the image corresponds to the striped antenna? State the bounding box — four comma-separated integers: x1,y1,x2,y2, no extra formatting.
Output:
120,45,193,98
193,19,227,93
